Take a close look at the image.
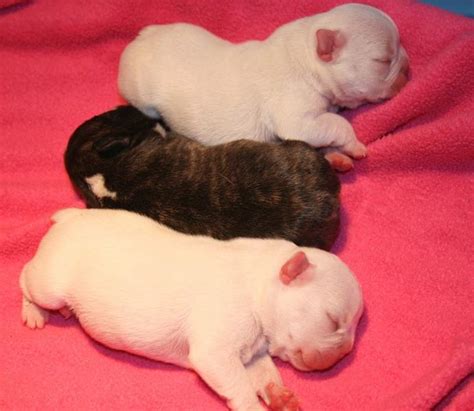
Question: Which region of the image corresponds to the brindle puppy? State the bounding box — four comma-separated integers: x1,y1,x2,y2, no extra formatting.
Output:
65,106,340,249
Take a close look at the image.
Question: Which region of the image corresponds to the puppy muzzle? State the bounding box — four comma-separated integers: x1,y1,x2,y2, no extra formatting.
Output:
291,338,354,371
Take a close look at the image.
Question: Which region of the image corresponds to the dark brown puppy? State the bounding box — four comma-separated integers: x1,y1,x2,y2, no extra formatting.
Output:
65,106,340,249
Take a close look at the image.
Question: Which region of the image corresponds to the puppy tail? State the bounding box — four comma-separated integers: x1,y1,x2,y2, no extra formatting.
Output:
51,208,84,224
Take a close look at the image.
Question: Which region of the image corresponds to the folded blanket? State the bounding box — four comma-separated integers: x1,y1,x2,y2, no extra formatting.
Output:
1,0,472,409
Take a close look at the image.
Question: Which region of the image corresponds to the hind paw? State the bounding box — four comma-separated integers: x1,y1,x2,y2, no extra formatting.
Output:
265,383,299,411
59,306,73,319
22,297,49,329
324,151,354,172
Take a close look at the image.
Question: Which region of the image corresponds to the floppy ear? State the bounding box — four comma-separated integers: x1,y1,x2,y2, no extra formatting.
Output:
93,136,131,159
280,251,314,285
316,29,345,62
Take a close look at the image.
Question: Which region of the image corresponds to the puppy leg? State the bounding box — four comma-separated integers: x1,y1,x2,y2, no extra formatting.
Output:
19,263,69,328
22,295,49,329
189,349,265,411
245,353,297,409
279,112,367,159
19,265,49,329
311,113,367,158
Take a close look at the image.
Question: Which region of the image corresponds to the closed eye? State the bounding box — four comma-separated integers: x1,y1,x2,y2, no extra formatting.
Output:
373,57,392,65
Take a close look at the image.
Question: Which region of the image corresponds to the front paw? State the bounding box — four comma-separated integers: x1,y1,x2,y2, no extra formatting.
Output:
341,140,367,159
265,383,299,411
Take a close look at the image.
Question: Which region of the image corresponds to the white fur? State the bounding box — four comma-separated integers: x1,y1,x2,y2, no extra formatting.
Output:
118,3,408,161
153,123,167,138
20,208,363,411
85,174,117,200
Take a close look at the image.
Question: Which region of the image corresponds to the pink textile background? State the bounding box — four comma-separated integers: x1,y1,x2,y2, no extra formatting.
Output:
1,0,473,409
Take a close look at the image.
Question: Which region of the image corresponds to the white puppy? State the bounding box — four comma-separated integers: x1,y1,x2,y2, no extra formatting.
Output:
21,208,363,411
118,3,408,171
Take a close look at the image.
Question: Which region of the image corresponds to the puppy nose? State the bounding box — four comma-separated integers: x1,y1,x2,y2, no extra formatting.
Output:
306,352,336,370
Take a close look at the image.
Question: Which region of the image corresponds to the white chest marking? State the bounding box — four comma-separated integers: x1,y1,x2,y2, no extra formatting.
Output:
85,174,117,200
153,123,167,138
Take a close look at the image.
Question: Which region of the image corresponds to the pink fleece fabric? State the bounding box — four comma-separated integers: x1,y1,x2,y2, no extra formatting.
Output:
1,0,473,409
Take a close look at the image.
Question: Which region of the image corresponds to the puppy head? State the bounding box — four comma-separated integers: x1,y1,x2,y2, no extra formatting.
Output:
64,105,167,206
312,3,409,108
268,251,363,371
66,105,165,162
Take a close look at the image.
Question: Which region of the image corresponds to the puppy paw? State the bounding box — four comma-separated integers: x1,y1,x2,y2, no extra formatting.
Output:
342,140,367,160
324,151,354,173
59,306,73,319
265,383,299,411
22,297,49,329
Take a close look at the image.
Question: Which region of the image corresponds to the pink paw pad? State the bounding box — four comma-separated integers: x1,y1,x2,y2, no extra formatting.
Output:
324,152,354,173
265,382,299,411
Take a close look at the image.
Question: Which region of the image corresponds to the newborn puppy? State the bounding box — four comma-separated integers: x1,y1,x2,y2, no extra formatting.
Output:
118,3,409,171
65,105,340,250
21,208,363,411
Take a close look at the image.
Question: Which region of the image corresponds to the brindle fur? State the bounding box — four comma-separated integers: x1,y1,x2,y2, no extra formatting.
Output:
65,106,340,249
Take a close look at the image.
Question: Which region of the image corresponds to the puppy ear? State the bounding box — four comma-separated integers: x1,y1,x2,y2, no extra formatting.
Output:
93,136,131,159
280,251,314,285
316,29,345,62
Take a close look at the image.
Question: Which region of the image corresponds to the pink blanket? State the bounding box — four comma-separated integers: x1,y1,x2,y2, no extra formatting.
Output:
1,0,473,409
